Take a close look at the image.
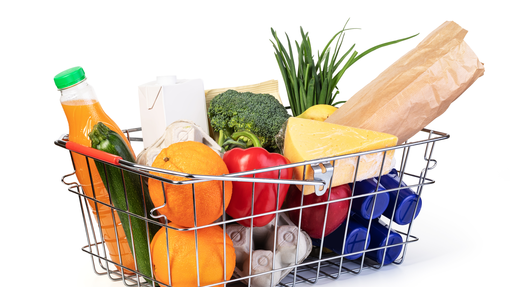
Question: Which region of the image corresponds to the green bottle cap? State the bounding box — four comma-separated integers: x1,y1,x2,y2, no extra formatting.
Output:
54,66,86,89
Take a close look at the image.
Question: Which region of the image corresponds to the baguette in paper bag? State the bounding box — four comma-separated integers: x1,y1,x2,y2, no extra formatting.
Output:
325,21,484,144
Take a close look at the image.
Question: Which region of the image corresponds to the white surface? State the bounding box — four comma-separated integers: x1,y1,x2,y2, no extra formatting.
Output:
1,1,507,286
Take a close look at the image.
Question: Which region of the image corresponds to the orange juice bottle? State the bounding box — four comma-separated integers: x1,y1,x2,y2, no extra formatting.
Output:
54,66,135,271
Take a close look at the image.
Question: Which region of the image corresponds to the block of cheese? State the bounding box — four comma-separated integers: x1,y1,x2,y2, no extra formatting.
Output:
283,117,398,195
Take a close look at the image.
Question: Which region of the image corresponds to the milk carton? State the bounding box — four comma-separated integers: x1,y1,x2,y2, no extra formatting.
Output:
138,76,209,149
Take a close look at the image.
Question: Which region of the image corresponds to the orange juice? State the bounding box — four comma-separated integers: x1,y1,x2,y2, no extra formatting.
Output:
55,67,135,272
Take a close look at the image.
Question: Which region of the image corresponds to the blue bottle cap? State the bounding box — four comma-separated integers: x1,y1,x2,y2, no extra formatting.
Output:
350,178,390,220
367,230,403,265
360,192,390,220
350,213,403,265
343,223,371,260
393,193,422,225
311,221,371,261
380,169,423,225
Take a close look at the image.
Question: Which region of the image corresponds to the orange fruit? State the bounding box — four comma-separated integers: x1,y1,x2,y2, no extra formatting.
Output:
150,223,236,287
148,141,232,227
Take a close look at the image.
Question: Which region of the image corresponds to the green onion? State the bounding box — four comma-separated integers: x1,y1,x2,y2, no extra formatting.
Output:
271,19,418,116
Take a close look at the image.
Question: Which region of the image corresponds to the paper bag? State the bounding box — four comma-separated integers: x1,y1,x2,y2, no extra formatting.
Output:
325,21,485,144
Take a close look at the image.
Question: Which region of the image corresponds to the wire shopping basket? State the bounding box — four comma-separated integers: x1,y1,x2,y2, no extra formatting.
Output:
55,127,449,287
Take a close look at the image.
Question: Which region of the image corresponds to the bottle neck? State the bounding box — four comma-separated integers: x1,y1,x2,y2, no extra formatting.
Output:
60,79,98,104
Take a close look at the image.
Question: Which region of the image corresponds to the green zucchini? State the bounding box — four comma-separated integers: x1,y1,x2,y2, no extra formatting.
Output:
89,122,159,283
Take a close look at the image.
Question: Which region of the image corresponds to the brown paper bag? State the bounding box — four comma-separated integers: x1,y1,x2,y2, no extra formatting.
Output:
325,21,485,144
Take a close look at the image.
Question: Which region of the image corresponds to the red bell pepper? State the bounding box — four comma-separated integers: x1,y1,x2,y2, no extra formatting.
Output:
223,131,293,227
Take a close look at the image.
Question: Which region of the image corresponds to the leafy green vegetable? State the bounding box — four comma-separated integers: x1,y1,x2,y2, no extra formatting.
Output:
271,20,418,116
208,89,291,152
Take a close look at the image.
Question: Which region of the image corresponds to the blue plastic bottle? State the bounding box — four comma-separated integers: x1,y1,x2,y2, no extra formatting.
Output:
380,169,423,225
351,213,403,265
349,178,390,220
312,221,371,260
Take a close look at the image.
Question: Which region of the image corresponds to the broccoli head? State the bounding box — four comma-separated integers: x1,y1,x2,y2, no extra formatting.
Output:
208,89,291,151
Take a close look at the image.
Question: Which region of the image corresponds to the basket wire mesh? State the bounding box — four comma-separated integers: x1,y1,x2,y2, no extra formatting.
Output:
55,127,448,287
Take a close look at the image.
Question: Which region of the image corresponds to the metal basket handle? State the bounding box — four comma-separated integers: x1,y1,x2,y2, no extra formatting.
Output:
56,138,328,189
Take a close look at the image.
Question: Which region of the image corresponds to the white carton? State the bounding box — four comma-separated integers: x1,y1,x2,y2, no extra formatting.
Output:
138,76,210,149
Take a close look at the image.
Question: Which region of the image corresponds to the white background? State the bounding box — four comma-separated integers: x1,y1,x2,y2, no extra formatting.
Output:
1,1,508,286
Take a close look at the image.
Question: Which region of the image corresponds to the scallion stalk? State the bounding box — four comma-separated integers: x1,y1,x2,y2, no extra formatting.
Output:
271,20,418,116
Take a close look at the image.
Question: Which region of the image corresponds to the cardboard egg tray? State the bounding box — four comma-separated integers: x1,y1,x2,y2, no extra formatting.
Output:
226,213,312,287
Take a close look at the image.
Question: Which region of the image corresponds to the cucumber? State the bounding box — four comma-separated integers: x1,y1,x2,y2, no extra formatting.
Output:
89,122,159,283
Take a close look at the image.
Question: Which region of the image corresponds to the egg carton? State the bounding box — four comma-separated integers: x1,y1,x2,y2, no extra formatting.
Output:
226,213,312,287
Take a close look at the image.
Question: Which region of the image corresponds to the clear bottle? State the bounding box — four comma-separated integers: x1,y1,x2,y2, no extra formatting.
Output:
54,66,135,271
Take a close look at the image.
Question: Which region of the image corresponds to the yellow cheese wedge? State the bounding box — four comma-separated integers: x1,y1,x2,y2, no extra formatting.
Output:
283,117,398,195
